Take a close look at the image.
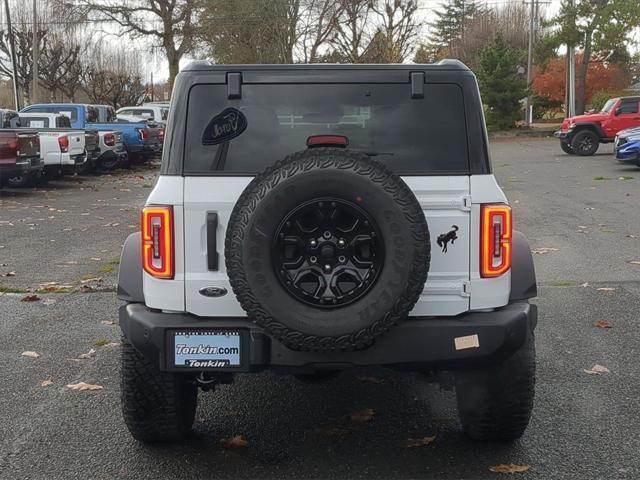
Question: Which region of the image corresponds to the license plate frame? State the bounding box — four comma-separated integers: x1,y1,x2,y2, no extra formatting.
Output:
167,329,248,372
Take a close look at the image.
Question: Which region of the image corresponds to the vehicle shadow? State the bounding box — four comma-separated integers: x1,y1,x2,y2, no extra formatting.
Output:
130,370,529,479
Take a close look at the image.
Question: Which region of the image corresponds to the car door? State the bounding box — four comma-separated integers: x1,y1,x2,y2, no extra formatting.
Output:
611,98,640,134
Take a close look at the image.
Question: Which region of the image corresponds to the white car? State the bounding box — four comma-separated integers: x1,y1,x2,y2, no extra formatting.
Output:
18,113,86,175
116,62,538,444
117,104,168,124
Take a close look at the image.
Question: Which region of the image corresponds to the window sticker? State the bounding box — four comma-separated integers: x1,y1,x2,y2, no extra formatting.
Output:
202,108,247,146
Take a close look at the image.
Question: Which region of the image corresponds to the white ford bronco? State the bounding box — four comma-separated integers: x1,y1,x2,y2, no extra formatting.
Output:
117,61,537,443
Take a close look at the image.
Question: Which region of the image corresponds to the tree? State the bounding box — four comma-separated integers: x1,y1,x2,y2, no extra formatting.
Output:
330,0,375,63
476,34,527,130
297,0,343,63
546,0,640,114
532,54,628,106
38,34,82,102
200,0,302,64
427,0,482,62
367,0,420,63
81,0,202,90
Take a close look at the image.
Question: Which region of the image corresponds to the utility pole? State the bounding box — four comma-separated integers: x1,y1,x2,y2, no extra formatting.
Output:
3,0,20,110
524,0,536,126
32,0,38,104
150,71,154,102
566,0,576,117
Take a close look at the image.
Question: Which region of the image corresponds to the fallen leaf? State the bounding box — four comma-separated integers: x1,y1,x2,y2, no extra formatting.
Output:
1,271,16,277
577,225,588,229
626,234,638,239
350,408,375,422
90,257,102,261
596,287,615,292
404,435,436,448
21,351,40,358
39,282,58,287
104,342,121,348
531,247,559,254
78,348,97,359
356,376,384,384
42,298,57,306
21,294,40,302
80,277,102,284
580,282,590,288
220,435,248,448
489,464,531,474
584,364,610,375
40,379,54,387
593,320,613,329
79,285,94,293
630,261,640,265
101,320,117,325
66,382,104,391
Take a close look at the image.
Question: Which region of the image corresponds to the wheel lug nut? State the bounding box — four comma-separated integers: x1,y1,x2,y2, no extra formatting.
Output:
309,239,317,247
323,230,331,239
338,255,346,263
310,256,317,263
324,264,331,272
337,239,346,247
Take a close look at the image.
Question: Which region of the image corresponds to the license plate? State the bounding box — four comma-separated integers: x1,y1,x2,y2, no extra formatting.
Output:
172,330,242,369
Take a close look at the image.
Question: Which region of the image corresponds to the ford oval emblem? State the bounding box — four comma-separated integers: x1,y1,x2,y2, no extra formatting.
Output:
199,286,228,298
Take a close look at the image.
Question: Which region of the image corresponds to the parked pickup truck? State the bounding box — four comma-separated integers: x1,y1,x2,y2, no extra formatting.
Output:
18,112,87,176
555,96,640,156
0,110,43,187
20,103,162,162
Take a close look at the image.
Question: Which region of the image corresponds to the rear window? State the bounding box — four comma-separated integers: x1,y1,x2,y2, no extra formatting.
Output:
184,83,469,175
22,116,50,128
26,106,78,122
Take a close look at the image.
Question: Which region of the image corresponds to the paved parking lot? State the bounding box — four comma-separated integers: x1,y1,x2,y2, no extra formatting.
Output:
1,138,639,479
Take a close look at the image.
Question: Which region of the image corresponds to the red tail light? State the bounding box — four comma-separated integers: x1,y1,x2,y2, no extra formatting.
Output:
104,133,115,147
138,128,149,140
141,206,174,279
306,135,348,148
480,204,512,277
58,136,69,153
158,128,165,141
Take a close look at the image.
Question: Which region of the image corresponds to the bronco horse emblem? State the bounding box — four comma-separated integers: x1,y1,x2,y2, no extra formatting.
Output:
437,225,459,253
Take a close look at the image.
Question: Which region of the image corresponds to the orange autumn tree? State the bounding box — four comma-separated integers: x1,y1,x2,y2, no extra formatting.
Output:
532,54,628,110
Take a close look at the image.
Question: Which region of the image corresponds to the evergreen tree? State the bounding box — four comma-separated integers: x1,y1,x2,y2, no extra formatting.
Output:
427,0,482,60
476,34,527,130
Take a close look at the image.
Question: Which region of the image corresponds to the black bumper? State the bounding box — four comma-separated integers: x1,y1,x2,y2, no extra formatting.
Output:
1,156,44,178
554,130,570,140
120,301,537,373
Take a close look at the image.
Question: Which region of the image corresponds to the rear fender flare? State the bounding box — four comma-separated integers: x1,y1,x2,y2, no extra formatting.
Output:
510,231,537,301
117,232,144,303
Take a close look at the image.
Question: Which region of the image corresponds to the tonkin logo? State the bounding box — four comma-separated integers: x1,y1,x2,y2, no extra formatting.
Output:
202,107,248,146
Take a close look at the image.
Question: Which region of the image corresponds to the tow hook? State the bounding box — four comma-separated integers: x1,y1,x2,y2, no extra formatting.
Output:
196,372,233,391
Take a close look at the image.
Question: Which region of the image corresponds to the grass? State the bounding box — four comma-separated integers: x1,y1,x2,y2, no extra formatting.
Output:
619,176,634,181
0,284,29,294
549,280,572,287
142,183,153,188
97,258,120,274
593,176,613,181
36,286,74,294
93,339,110,347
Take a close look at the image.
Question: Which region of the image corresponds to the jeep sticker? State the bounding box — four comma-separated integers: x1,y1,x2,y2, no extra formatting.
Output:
202,107,247,146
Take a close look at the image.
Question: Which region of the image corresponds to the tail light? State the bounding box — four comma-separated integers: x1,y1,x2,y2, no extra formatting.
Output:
137,128,149,140
158,128,165,141
58,136,69,153
104,133,115,147
141,206,174,279
480,204,512,277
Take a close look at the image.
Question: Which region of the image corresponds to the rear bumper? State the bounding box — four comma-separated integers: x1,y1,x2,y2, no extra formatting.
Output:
120,301,537,373
1,156,44,178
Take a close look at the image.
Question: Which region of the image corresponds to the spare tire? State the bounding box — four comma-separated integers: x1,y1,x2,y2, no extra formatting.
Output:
225,148,430,351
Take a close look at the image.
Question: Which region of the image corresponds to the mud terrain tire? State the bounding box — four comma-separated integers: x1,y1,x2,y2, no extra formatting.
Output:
225,148,430,351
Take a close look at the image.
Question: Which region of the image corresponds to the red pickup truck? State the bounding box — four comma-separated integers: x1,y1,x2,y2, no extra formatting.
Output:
0,111,43,187
554,96,640,156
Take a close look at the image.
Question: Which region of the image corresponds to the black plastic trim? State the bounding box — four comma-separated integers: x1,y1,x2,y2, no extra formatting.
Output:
410,72,425,98
120,301,536,373
116,232,144,303
227,72,242,99
510,230,537,301
207,212,219,271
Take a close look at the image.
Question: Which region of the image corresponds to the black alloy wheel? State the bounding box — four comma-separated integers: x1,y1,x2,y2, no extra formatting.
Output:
273,198,384,309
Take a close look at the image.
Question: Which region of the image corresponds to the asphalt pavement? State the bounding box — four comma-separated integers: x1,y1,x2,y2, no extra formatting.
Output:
1,139,639,479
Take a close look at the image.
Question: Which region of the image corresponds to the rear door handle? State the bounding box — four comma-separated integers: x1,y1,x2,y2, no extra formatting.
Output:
207,212,219,270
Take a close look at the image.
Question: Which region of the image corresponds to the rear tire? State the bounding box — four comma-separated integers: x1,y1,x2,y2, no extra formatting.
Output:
560,141,574,154
570,130,599,156
5,173,35,188
455,333,535,442
121,337,198,443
